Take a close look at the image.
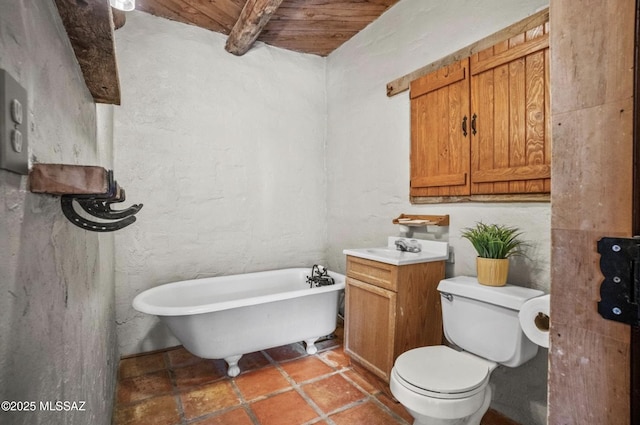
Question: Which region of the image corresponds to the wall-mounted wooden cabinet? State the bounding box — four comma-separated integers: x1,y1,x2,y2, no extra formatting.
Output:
344,256,444,383
410,22,550,200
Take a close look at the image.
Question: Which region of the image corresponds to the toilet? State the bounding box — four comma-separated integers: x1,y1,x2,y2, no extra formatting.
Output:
389,276,545,425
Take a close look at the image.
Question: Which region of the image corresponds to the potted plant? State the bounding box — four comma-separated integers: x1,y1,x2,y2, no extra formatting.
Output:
460,222,526,286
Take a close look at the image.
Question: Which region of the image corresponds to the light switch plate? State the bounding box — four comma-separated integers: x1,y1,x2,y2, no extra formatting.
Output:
0,69,29,175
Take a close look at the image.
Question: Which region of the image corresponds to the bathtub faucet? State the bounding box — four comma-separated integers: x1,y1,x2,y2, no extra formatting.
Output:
395,239,422,253
307,265,335,288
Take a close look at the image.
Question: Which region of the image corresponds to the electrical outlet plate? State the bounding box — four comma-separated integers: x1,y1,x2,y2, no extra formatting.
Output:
0,69,29,175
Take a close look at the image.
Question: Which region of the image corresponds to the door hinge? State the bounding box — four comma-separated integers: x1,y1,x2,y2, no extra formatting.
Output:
597,237,640,326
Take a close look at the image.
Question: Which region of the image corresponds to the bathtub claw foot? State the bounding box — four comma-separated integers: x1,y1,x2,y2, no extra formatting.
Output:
225,355,243,377
304,337,319,355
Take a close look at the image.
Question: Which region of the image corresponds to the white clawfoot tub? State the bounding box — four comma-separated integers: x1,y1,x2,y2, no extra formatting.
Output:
132,267,345,377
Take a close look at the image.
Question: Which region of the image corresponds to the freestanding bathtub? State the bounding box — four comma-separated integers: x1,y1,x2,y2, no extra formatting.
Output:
132,267,345,377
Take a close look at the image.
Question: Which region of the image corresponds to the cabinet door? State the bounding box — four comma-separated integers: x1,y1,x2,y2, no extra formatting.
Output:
344,277,396,381
470,23,550,194
410,58,471,197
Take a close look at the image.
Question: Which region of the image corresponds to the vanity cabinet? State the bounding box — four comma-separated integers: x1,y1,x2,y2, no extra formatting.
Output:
344,256,444,382
410,22,550,200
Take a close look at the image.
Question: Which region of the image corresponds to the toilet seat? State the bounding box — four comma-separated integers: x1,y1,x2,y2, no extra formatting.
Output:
393,345,491,400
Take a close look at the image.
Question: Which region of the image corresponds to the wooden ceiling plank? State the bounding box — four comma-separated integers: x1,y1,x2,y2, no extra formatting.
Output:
54,0,121,105
263,19,367,31
225,0,285,55
139,0,401,56
273,5,387,21
279,0,396,7
260,31,356,55
137,0,233,33
184,0,245,31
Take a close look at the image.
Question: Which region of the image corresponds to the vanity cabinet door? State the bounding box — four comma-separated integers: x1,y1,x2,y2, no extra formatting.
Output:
344,277,397,381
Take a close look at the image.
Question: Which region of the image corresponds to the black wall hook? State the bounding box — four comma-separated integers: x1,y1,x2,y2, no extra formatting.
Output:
60,180,143,232
29,164,143,232
61,196,140,232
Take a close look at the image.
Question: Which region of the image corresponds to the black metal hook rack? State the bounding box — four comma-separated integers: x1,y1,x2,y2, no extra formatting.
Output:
29,164,143,232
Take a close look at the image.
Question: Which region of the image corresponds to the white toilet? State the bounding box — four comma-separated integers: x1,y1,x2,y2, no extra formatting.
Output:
389,276,545,425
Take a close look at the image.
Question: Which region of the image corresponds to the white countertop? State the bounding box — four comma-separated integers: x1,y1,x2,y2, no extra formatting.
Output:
343,237,449,266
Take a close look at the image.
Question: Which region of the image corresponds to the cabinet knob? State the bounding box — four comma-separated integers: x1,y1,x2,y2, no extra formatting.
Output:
462,115,468,137
471,113,477,135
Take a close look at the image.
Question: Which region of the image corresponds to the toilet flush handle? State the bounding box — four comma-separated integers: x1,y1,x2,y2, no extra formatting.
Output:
441,292,453,302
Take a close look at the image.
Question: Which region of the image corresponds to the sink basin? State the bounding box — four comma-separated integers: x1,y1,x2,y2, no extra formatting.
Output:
343,237,449,266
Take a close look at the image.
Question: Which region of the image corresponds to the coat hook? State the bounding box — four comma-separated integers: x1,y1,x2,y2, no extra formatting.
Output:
61,181,143,232
29,164,143,232
61,196,140,232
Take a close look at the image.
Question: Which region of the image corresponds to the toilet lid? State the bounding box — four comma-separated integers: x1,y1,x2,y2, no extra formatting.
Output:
394,346,490,397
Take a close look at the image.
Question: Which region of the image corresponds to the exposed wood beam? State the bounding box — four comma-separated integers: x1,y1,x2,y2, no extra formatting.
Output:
225,0,285,56
54,0,121,104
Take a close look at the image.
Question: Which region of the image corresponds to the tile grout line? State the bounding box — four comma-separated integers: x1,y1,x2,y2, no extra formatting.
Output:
269,348,366,425
337,370,410,425
228,372,262,425
163,351,188,425
271,360,337,425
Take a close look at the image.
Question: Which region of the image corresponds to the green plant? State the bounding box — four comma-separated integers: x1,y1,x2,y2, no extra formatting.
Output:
460,222,526,259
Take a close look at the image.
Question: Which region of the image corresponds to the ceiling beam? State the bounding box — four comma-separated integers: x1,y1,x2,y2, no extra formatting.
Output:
54,0,121,104
225,0,285,56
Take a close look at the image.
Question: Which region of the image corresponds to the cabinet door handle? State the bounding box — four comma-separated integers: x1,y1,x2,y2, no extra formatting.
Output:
461,116,468,137
471,113,477,135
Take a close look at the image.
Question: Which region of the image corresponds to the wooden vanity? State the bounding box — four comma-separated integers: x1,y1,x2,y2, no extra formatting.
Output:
344,254,445,383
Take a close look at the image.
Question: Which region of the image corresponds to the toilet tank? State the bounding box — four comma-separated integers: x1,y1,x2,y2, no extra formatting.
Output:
437,276,544,367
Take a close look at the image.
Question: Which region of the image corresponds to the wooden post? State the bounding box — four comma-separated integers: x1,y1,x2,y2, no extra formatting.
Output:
548,0,634,423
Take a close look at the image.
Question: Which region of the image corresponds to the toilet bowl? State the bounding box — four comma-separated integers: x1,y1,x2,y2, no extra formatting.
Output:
389,277,547,425
390,346,496,425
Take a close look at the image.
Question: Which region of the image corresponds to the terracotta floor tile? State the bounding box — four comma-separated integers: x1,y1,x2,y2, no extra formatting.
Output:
173,359,227,389
119,352,166,379
238,351,271,372
264,343,308,362
181,380,240,420
342,369,379,395
281,356,334,384
117,370,173,404
317,348,350,370
234,366,291,401
250,390,318,425
302,374,366,414
113,395,180,425
167,347,205,369
376,393,412,424
190,407,254,425
330,401,402,425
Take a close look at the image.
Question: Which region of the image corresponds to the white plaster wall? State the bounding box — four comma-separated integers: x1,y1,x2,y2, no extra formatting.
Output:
114,12,327,356
0,1,117,425
325,1,549,424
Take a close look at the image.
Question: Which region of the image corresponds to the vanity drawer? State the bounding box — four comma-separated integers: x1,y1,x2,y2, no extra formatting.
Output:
346,256,397,292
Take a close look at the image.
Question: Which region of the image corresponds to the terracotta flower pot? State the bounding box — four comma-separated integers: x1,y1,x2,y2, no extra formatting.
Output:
476,257,509,286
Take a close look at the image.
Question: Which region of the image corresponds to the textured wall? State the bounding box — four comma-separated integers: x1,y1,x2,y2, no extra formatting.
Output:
113,11,327,356
0,2,117,425
325,1,549,424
